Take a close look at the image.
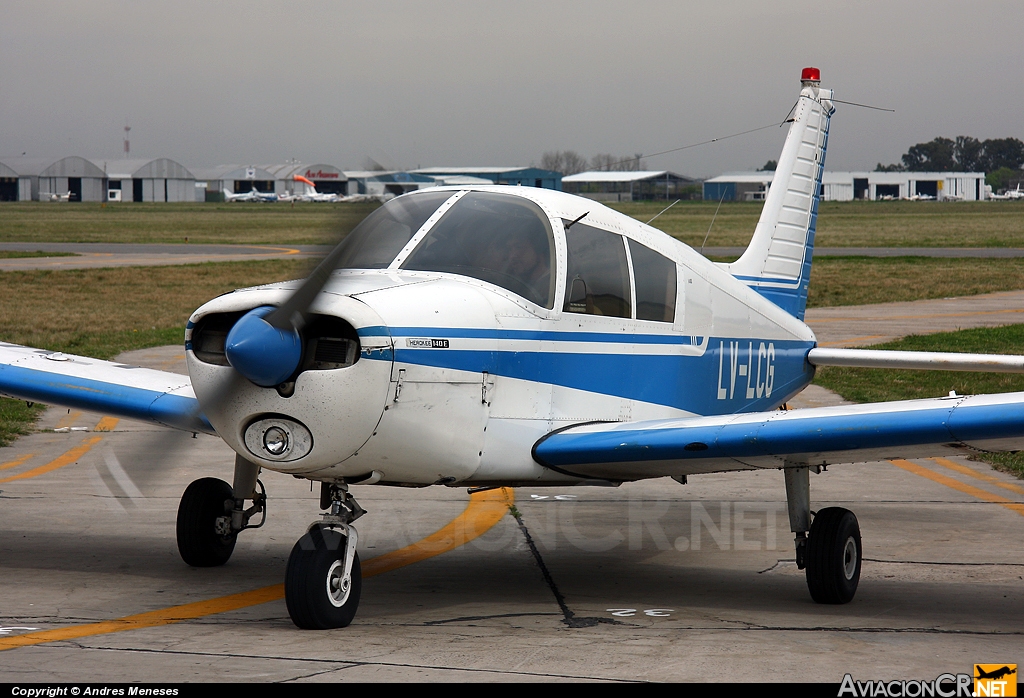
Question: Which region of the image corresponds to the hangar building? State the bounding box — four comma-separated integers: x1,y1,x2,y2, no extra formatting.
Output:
194,165,277,201
0,158,53,201
411,167,562,190
35,157,107,202
0,160,20,201
704,171,988,202
103,158,195,202
562,170,699,202
0,156,194,202
259,163,348,196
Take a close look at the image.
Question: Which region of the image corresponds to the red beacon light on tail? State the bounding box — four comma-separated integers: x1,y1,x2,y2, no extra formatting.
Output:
801,67,821,83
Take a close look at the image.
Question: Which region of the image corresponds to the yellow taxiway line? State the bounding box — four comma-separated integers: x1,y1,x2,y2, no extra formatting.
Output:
929,456,1024,497
0,417,118,483
889,459,1024,517
0,436,103,485
0,487,514,651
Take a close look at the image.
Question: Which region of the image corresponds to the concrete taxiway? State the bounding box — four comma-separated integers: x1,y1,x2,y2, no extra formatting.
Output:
0,243,328,271
2,295,1024,681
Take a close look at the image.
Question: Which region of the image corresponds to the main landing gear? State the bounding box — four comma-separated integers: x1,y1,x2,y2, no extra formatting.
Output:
285,482,365,629
784,465,862,604
176,455,266,567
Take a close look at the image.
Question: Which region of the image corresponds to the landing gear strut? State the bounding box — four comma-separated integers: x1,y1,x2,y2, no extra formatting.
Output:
285,482,365,629
784,465,862,604
176,456,266,567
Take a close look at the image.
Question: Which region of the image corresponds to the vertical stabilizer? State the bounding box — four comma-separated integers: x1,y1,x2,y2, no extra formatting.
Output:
721,68,834,320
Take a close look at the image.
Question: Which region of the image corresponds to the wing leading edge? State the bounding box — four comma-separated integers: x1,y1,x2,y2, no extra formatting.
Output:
0,342,214,435
532,392,1024,480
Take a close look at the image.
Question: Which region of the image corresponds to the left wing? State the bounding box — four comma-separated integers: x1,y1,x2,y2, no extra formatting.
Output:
532,392,1024,481
0,342,213,434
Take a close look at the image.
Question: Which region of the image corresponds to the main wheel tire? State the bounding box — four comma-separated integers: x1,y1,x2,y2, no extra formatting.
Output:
285,526,362,629
805,507,861,604
176,477,237,567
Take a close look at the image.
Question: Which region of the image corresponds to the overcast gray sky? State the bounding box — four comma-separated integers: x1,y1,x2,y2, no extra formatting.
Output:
2,1,1021,178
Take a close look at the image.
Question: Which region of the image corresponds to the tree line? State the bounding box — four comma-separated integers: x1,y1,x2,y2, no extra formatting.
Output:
876,136,1024,190
539,151,648,175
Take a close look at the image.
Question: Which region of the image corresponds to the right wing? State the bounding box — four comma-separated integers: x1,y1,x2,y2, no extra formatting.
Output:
0,342,214,434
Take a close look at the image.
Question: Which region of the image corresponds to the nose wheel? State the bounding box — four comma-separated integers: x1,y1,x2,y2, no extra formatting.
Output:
285,483,365,629
286,525,362,629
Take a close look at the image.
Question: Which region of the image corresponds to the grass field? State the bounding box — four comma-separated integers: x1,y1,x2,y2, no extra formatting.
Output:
806,256,1024,307
814,325,1024,478
2,199,1023,248
0,202,377,245
0,250,77,259
611,200,1024,248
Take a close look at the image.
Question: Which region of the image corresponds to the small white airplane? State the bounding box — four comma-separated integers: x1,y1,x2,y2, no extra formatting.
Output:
41,191,71,202
990,184,1024,201
224,187,277,203
5,68,1024,630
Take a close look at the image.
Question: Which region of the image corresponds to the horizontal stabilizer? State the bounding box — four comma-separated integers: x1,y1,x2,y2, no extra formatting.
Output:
808,347,1024,373
533,391,1024,480
0,343,213,434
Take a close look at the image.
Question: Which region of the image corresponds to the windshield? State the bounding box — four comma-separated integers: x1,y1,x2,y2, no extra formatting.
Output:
330,190,454,270
401,191,555,308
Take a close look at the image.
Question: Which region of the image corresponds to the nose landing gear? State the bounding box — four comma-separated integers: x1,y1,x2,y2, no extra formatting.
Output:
285,482,365,629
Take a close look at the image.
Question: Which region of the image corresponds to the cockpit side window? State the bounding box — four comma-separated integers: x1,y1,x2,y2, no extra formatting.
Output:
563,223,631,318
401,191,555,309
331,190,454,271
627,239,676,322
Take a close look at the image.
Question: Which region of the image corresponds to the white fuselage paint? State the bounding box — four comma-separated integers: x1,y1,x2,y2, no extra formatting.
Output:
186,186,816,487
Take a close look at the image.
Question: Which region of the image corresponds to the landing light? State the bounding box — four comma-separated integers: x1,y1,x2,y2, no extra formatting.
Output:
245,417,313,462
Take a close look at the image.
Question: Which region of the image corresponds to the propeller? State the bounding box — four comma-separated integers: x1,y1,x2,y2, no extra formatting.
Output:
224,229,357,388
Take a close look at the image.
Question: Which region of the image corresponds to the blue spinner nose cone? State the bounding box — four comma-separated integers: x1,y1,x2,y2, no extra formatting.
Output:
225,306,302,387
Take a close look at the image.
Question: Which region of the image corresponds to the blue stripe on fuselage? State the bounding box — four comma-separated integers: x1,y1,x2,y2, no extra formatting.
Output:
369,328,814,414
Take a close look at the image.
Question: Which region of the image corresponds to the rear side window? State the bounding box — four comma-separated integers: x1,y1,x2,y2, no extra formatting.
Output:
563,223,631,318
628,239,676,322
402,191,555,308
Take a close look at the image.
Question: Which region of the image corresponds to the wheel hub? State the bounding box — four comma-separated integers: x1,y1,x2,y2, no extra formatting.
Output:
326,558,352,607
843,536,858,580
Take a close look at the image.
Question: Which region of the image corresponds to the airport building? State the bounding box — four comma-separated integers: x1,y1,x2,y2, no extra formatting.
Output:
0,156,195,202
411,167,562,190
703,171,988,202
259,163,348,197
562,170,699,202
103,158,195,202
193,165,278,201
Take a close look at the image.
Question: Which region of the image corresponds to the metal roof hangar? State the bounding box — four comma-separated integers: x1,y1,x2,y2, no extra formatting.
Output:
259,164,348,196
193,165,277,201
0,156,194,202
411,167,562,190
104,158,195,202
704,171,988,202
562,170,699,202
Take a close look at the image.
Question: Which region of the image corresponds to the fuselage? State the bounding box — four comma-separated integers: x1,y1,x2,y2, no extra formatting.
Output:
186,186,817,486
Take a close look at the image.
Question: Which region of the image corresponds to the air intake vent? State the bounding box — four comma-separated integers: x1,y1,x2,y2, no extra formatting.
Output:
191,310,246,366
312,337,358,369
300,314,360,372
